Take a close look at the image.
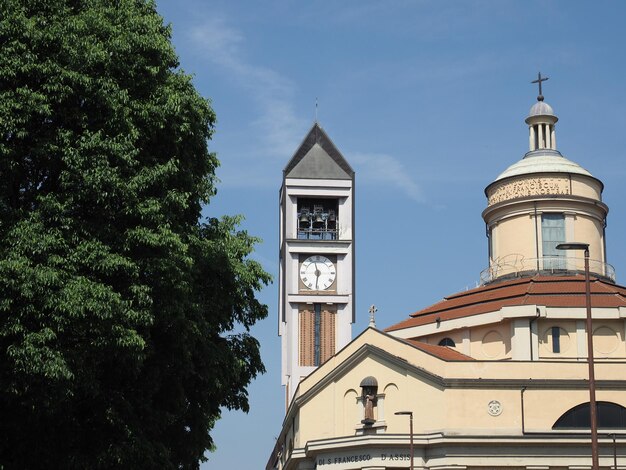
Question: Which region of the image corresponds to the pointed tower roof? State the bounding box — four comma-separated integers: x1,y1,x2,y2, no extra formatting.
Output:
284,123,354,179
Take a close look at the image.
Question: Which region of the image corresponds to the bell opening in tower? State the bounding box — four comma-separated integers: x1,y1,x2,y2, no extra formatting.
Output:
297,198,338,240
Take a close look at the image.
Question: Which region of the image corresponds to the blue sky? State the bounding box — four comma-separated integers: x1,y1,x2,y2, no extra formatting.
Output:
153,1,626,467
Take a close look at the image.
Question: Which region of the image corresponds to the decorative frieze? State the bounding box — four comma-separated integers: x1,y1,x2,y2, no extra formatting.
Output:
488,177,570,206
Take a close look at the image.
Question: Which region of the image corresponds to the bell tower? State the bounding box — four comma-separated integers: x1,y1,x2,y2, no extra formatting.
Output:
279,123,355,407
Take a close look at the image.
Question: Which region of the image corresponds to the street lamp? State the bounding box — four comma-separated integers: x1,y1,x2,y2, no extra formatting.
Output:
556,242,598,470
395,411,414,470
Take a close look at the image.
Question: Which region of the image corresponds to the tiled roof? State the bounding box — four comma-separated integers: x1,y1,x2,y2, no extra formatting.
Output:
386,275,626,332
404,339,475,361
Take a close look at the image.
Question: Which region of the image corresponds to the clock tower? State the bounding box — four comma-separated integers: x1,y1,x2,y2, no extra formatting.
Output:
279,123,355,406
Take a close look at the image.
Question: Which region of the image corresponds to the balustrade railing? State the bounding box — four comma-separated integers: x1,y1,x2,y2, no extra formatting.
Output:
480,255,615,285
297,227,338,240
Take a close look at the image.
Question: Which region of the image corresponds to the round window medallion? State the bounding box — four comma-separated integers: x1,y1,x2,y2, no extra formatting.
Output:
482,331,505,358
540,326,571,354
593,326,619,355
487,400,502,416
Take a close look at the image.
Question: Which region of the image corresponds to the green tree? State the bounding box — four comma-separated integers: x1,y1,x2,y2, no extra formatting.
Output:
0,0,270,468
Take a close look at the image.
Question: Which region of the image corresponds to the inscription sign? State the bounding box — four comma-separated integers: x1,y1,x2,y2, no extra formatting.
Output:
488,177,570,206
315,450,411,468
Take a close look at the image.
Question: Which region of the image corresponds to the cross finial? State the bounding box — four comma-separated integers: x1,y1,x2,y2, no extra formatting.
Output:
531,72,549,102
368,305,377,329
315,97,318,123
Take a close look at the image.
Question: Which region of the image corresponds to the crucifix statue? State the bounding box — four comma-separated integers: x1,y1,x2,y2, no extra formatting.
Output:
531,72,549,102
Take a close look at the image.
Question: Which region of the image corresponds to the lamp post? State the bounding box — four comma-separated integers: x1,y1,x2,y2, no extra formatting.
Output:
556,242,598,470
395,411,414,470
612,433,617,470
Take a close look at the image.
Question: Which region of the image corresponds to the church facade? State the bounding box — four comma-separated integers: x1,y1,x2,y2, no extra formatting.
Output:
268,86,626,470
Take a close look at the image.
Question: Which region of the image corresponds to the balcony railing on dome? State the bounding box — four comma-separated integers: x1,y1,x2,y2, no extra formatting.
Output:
480,255,616,285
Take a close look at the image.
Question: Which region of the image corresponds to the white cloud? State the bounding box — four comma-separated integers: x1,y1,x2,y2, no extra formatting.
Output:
183,18,424,203
188,18,306,158
350,152,423,203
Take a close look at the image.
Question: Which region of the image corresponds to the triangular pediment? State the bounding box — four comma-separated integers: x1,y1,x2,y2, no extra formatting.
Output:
284,123,354,180
293,328,452,407
297,341,445,407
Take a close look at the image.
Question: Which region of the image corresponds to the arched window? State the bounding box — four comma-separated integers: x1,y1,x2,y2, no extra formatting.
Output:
438,338,455,347
553,402,626,429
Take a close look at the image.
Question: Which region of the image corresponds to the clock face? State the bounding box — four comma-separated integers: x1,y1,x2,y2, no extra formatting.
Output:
300,255,336,290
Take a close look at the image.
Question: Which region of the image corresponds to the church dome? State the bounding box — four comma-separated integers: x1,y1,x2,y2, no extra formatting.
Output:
483,77,608,286
495,149,592,182
528,100,555,118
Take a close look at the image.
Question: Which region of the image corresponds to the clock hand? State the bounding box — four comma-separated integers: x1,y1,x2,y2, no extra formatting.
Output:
314,263,320,289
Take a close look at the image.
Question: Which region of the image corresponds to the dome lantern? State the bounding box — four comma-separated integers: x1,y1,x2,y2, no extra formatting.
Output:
526,72,558,152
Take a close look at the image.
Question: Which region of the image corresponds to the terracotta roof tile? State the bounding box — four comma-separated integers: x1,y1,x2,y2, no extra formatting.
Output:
403,340,475,361
386,275,626,332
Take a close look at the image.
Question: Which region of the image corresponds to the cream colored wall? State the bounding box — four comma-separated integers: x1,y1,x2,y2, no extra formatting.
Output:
425,326,517,360
298,381,337,442
570,174,603,200
444,388,522,433
490,212,536,267
538,320,578,359
483,172,608,283
287,329,626,456
341,388,359,433
468,322,512,360
538,319,626,359
300,353,448,440
417,313,626,362
301,328,626,387
445,386,626,433
421,329,466,350
568,213,605,263
593,320,626,358
297,354,626,446
522,388,626,431
488,207,605,266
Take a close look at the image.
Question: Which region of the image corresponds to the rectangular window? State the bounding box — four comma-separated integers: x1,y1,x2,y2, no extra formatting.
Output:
551,326,561,353
314,304,321,366
299,304,336,366
542,213,565,270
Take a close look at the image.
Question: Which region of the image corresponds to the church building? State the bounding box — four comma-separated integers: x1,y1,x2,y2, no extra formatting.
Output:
268,81,626,470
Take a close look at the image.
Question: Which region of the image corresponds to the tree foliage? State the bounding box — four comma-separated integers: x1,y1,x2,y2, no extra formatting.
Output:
0,0,271,468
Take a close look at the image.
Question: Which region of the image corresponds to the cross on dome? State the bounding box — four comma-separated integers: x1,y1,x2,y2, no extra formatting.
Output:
531,72,549,102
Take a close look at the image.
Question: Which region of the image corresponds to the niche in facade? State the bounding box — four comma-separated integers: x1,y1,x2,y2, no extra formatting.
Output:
360,376,378,425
